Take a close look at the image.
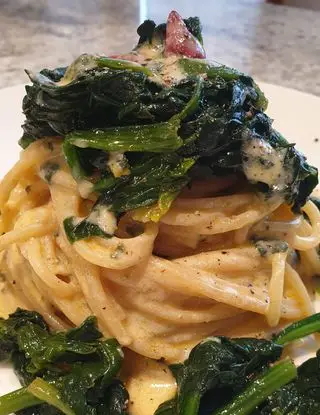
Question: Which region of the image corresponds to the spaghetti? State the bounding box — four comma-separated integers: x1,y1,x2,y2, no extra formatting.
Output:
0,138,319,363
1,11,320,415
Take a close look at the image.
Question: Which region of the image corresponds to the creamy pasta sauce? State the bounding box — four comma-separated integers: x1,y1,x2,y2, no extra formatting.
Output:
121,351,176,415
87,205,117,235
242,137,293,192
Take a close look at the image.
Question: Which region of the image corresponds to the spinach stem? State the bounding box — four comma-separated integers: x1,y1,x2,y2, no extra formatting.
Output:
97,57,153,76
180,392,201,415
65,119,182,153
179,58,241,81
178,76,203,121
212,359,297,415
0,387,41,415
27,378,75,415
62,140,86,180
275,313,320,346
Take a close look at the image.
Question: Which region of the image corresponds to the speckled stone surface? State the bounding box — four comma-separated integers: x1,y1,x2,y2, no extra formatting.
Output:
1,0,320,95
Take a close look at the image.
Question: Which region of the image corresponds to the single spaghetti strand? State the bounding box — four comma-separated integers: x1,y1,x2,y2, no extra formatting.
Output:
266,251,288,327
285,263,314,316
293,201,320,250
174,247,264,273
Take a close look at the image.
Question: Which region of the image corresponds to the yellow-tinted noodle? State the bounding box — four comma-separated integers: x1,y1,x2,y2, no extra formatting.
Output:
0,139,318,365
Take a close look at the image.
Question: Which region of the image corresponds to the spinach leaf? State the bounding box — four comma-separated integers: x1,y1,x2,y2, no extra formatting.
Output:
64,117,183,153
131,188,181,223
62,76,201,182
274,312,320,346
0,309,48,361
159,337,282,415
63,217,113,244
20,13,318,220
214,359,297,415
179,59,267,110
257,351,320,414
156,313,320,415
98,155,193,214
90,380,129,415
63,153,195,243
97,57,153,76
21,62,200,145
0,310,127,415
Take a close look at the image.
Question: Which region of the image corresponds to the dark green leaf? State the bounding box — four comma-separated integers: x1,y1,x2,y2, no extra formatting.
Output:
0,311,126,415
63,217,113,244
137,19,157,44
66,316,102,342
0,309,48,361
257,351,320,414
214,359,297,415
62,141,87,180
183,17,203,44
20,14,318,219
161,337,282,415
94,380,129,415
0,387,42,415
64,118,182,153
157,314,320,415
98,155,193,214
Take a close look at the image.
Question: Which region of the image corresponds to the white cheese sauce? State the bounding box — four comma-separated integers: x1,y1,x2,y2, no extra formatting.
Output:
148,56,188,85
131,43,188,85
242,137,293,193
86,205,117,235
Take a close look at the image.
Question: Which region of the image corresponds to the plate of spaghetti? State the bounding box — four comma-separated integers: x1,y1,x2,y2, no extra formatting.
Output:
1,11,320,415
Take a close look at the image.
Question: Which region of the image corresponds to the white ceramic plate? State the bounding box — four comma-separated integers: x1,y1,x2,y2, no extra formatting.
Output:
0,82,319,400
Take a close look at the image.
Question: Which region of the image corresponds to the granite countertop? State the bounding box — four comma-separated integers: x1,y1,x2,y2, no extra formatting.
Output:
0,0,319,95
